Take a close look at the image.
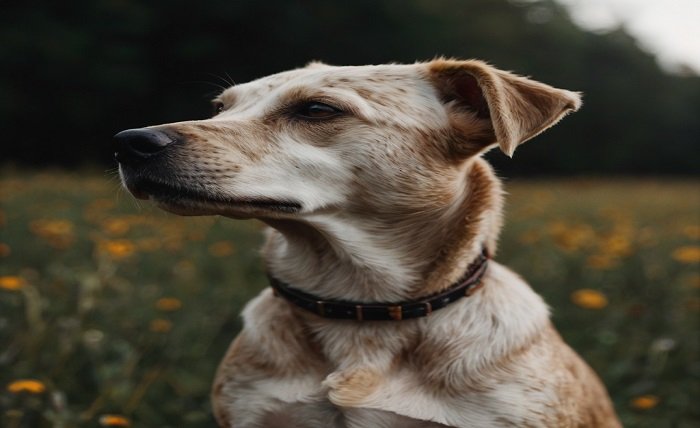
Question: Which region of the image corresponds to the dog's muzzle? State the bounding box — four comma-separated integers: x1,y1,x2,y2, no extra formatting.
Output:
113,128,176,164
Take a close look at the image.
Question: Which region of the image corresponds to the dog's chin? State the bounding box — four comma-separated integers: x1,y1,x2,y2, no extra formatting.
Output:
122,178,302,218
154,200,222,217
153,199,287,219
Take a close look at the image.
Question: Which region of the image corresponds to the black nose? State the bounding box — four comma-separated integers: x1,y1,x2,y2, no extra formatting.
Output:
113,128,175,163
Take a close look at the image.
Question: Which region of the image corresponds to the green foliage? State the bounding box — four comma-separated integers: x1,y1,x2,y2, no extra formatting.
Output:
1,171,699,426
0,0,698,174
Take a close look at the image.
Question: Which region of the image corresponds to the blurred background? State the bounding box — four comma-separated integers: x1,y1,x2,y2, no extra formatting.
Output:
1,0,699,175
1,0,698,427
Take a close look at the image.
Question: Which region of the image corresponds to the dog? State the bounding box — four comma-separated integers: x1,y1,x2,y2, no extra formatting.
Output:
114,59,621,427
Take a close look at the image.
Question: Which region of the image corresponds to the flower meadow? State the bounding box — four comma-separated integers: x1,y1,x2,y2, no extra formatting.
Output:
1,171,698,427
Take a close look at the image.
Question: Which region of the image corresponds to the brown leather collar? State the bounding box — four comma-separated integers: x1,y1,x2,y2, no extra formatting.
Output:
268,248,489,321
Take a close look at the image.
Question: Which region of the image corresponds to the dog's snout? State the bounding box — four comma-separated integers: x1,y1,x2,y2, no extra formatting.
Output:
113,128,175,163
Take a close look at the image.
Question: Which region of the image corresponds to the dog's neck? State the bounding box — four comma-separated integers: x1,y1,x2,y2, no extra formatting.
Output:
262,158,503,302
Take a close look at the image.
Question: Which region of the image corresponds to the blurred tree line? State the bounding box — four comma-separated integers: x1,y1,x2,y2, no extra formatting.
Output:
1,0,698,175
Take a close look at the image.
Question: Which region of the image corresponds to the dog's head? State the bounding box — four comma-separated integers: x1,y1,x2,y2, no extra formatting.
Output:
115,59,580,219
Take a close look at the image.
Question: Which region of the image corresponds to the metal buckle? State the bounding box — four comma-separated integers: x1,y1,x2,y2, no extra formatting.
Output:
355,305,363,321
388,305,403,321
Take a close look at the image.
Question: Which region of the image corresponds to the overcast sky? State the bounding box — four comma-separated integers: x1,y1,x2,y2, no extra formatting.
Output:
555,0,700,74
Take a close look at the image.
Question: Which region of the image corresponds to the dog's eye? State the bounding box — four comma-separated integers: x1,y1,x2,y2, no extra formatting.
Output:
212,101,224,115
295,102,342,119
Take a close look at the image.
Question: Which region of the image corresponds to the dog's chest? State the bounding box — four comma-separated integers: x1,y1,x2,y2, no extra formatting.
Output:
235,364,554,428
224,314,556,427
217,274,578,427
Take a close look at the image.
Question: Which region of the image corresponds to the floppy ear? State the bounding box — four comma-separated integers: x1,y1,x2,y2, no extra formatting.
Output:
427,59,582,157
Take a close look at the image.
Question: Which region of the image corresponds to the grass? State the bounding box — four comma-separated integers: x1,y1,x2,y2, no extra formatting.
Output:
1,170,698,427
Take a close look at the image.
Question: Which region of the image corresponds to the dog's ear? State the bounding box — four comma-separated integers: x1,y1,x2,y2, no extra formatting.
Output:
427,59,581,157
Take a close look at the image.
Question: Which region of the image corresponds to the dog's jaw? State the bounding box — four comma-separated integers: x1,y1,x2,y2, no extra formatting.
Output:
262,158,503,303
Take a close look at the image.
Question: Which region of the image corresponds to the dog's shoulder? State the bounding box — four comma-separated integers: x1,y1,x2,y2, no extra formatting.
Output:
212,289,330,427
214,288,327,380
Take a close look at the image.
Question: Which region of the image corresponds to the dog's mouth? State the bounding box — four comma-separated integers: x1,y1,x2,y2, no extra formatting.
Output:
123,177,302,216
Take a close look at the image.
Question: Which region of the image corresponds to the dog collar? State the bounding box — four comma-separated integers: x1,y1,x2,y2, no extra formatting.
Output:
268,248,489,321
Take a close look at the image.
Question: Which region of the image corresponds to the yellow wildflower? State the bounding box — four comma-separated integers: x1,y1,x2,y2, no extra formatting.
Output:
548,222,594,252
600,234,632,257
149,318,173,333
101,218,130,236
0,243,10,257
100,240,136,260
682,225,700,239
7,379,46,394
586,254,618,270
672,246,700,264
30,219,73,236
630,395,659,410
571,289,608,310
99,414,131,427
155,297,182,311
29,219,75,249
208,241,236,257
0,276,24,291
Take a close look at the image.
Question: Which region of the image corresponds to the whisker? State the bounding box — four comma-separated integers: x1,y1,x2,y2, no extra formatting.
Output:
223,72,236,87
205,72,236,90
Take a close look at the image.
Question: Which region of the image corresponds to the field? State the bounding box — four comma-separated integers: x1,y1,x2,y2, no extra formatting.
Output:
1,170,698,427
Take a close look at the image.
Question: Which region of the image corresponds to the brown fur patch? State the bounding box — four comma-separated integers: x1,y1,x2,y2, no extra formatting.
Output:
418,158,501,296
